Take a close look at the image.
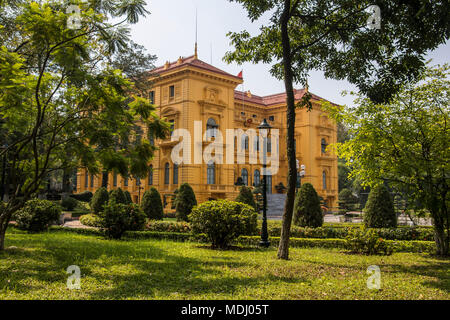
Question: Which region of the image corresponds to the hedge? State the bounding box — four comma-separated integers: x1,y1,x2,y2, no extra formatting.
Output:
79,214,101,227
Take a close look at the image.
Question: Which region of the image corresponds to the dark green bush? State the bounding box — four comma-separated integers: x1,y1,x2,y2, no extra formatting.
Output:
338,188,358,214
79,214,101,227
345,227,393,255
69,191,93,203
90,187,109,214
141,188,164,220
293,183,323,228
124,190,132,204
189,200,257,248
109,188,127,204
235,186,257,210
14,199,61,232
363,185,397,228
175,183,197,222
60,197,78,211
99,201,146,239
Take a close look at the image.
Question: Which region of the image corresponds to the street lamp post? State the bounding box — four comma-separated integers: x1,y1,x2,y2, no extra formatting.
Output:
258,119,272,248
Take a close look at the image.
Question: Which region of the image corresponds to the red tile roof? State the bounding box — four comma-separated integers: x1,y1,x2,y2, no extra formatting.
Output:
234,89,329,107
151,55,242,81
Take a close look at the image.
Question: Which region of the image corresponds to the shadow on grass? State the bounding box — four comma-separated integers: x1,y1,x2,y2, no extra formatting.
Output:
0,229,309,299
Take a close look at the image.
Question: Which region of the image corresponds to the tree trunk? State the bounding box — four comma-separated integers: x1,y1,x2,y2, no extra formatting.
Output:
434,226,449,256
277,0,298,260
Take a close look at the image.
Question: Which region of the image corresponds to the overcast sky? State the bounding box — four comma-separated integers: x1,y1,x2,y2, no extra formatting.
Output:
130,0,449,107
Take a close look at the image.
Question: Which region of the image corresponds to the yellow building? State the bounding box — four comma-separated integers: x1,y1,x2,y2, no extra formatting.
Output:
77,53,338,210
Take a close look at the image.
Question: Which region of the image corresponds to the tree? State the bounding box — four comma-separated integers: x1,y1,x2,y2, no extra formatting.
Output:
338,188,358,214
293,183,323,227
141,187,164,220
90,187,109,214
363,184,397,228
225,0,449,259
326,64,449,255
175,183,197,222
235,186,257,210
0,1,170,250
109,188,127,205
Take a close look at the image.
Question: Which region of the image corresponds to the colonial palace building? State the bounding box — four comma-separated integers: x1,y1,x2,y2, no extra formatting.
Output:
77,52,339,210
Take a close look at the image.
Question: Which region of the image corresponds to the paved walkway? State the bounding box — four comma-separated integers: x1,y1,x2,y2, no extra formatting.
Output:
62,220,95,229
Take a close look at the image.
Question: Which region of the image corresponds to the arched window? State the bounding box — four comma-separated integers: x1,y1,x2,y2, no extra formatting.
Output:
254,170,260,186
148,165,153,185
113,173,117,187
206,118,218,139
84,171,88,188
266,170,272,194
90,174,94,188
322,171,327,190
241,168,248,186
173,163,179,184
241,135,249,150
164,163,170,185
321,138,328,154
123,177,128,187
254,136,259,151
207,162,215,185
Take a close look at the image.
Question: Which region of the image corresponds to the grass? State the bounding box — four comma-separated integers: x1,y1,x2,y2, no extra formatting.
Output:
0,228,448,300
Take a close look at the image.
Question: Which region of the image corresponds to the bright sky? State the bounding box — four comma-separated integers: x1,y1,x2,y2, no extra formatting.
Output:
130,0,450,107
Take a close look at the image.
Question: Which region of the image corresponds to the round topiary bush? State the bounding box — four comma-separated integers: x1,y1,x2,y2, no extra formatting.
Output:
14,199,61,232
175,183,197,222
60,196,78,211
293,183,323,228
99,201,146,239
338,188,358,214
109,188,127,204
90,187,109,214
79,213,101,227
141,188,164,220
363,184,397,228
235,186,257,210
189,200,258,248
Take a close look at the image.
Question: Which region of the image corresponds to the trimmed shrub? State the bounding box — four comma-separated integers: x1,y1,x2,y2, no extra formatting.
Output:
293,183,323,228
124,190,132,204
345,227,393,255
141,188,164,220
363,185,397,228
79,214,101,227
189,200,258,248
235,186,257,210
60,197,78,211
338,188,358,214
69,191,93,203
90,187,109,214
109,188,127,204
99,201,146,239
14,199,61,232
175,183,197,222
146,220,191,233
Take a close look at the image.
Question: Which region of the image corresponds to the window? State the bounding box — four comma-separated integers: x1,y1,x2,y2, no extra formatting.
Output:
266,173,272,194
254,136,259,151
322,171,327,190
84,171,88,188
268,115,275,121
164,163,170,185
252,114,257,118
149,135,155,146
321,138,328,154
149,91,155,104
124,177,128,187
173,163,178,184
206,118,218,139
207,162,215,185
267,137,272,153
136,177,141,186
169,85,175,98
242,135,249,150
148,165,153,185
241,168,248,186
90,174,94,188
169,119,175,133
254,170,260,186
113,173,117,187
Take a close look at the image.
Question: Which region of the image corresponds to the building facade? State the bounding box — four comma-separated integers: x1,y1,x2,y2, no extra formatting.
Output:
77,53,338,210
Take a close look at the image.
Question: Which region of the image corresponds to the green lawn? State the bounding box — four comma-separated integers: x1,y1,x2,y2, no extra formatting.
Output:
0,228,448,300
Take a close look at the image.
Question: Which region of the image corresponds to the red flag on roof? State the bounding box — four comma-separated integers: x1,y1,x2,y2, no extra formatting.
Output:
237,70,243,79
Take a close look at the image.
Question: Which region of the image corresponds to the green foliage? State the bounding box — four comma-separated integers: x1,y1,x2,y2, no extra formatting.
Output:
141,188,164,220
146,220,191,233
79,214,101,228
69,191,93,203
99,201,146,239
109,188,127,204
293,183,323,228
363,185,397,228
175,183,197,222
60,197,78,211
345,227,393,255
338,188,358,214
13,199,61,232
124,190,132,204
90,187,109,214
235,186,257,210
189,200,258,248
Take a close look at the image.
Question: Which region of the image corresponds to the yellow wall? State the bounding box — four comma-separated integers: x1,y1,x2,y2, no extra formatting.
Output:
77,58,338,210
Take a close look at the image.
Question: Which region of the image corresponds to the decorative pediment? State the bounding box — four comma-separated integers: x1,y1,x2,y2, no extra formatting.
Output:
161,107,180,117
